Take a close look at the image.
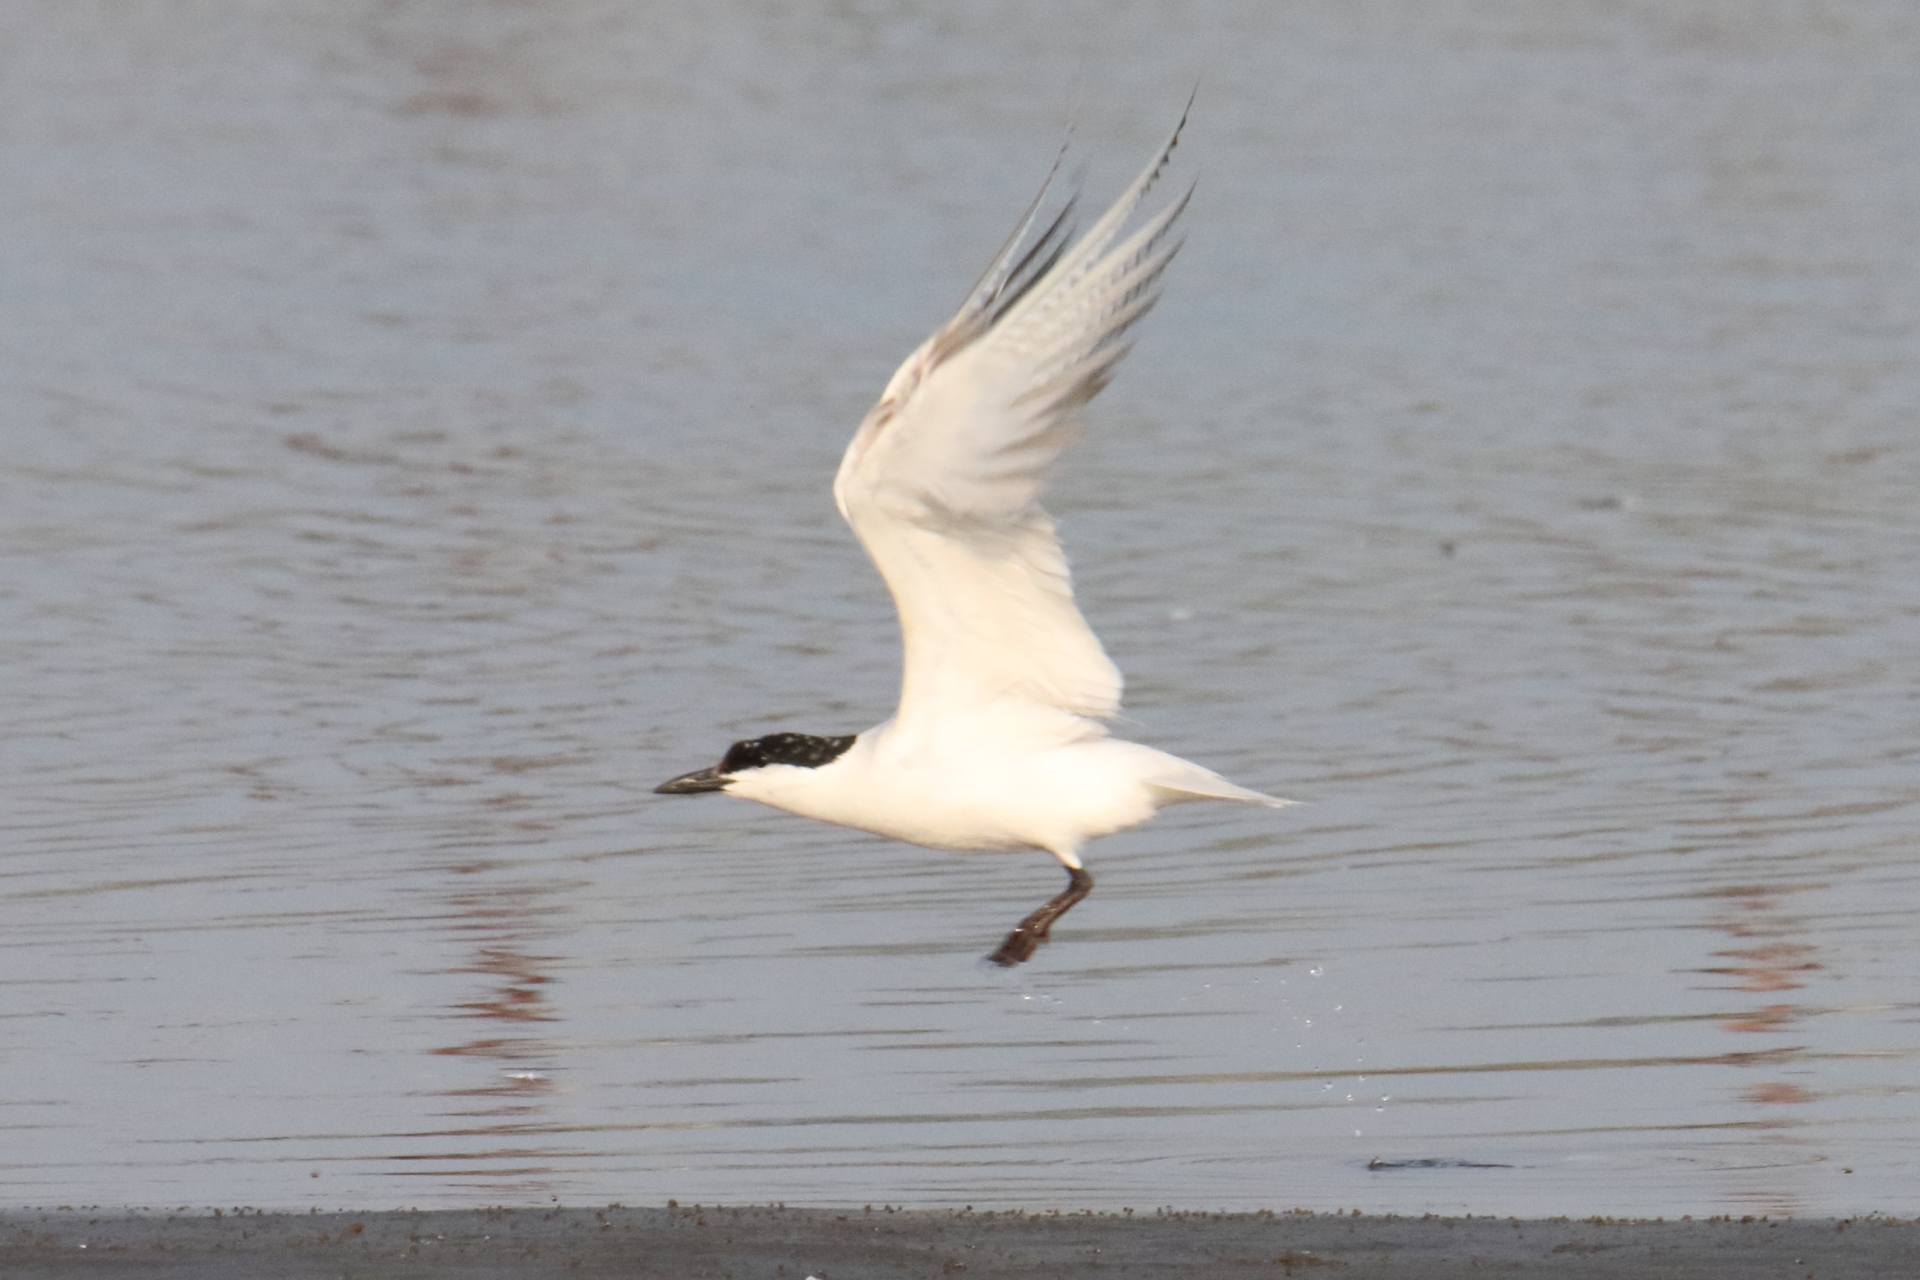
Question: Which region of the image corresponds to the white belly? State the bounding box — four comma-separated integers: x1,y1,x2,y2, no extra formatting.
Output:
733,726,1168,858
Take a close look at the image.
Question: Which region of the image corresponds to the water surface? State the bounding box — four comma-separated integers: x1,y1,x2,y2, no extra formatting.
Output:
3,1,1917,1218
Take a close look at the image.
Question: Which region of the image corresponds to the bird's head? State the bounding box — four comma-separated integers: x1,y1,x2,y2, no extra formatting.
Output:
654,731,858,795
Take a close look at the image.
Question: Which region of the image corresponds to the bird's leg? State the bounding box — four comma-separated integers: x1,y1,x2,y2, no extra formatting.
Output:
988,867,1094,967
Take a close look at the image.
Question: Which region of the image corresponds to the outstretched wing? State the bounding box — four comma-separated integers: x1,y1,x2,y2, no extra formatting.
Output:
834,108,1192,731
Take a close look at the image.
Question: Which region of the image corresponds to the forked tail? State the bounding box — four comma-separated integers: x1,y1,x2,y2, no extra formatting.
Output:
1146,758,1295,808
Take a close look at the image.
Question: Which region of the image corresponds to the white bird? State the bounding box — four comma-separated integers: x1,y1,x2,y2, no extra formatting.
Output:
658,107,1292,965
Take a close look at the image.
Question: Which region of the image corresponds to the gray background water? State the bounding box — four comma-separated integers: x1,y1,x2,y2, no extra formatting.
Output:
3,0,1916,1219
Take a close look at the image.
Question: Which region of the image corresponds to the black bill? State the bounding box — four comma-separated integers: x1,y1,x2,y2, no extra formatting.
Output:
654,766,730,795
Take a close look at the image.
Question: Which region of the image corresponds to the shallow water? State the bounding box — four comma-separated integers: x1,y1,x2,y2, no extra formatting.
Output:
3,1,1917,1219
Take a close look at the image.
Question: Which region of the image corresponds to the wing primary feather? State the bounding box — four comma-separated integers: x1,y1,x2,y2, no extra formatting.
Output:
988,199,1080,325
1013,95,1192,318
931,193,1080,367
933,146,1077,357
967,140,1070,305
930,93,1191,374
1000,183,1192,418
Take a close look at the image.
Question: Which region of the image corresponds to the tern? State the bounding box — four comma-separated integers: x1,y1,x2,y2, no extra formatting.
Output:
658,108,1292,965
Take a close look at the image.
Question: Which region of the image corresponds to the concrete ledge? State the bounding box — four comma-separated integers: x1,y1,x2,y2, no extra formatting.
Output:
5,1205,1914,1278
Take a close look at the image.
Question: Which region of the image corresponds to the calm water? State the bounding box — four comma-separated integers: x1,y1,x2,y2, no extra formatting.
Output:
3,1,1917,1219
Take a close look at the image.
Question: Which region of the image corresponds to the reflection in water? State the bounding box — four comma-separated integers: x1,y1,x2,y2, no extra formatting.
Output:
450,944,558,1029
1703,885,1824,1005
1721,1005,1796,1035
428,865,568,1191
1695,883,1825,1216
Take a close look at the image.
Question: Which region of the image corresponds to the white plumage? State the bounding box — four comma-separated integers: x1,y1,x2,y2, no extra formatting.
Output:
658,108,1292,964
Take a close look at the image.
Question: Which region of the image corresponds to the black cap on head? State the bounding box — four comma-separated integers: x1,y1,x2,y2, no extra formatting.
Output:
719,732,857,773
655,732,856,795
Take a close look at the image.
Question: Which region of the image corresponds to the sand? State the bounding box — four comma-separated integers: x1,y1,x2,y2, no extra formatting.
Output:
4,1204,1914,1278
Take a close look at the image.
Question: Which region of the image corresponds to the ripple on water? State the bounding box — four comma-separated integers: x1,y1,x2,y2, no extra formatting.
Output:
3,0,1918,1218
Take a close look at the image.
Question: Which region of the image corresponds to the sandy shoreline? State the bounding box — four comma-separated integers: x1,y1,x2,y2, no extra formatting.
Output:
4,1205,1913,1278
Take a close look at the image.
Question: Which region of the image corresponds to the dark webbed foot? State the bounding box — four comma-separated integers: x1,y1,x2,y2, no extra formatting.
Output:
988,867,1094,967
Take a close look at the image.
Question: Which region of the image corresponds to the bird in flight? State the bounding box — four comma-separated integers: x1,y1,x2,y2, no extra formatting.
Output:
658,107,1292,965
